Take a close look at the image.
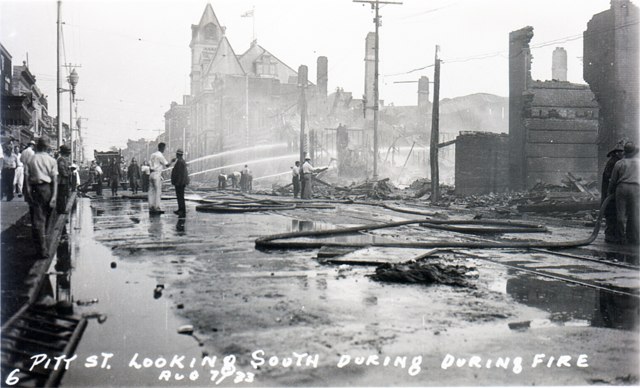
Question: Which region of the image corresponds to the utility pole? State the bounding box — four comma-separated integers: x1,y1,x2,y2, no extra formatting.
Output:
354,0,402,180
77,116,88,162
56,0,62,148
72,98,84,161
298,65,308,164
430,45,441,202
245,74,250,151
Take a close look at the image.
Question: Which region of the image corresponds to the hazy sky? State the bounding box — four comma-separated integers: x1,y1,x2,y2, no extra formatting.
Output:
1,0,612,154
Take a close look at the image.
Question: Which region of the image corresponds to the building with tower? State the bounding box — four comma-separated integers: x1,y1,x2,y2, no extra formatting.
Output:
183,3,327,179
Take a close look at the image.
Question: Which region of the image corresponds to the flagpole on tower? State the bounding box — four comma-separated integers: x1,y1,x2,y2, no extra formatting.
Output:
241,6,256,43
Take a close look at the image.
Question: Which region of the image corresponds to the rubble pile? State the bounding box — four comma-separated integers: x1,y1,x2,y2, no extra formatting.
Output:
266,173,600,221
343,178,401,200
408,178,431,198
370,260,478,287
270,176,405,200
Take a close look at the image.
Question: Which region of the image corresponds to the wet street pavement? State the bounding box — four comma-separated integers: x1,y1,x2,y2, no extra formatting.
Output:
60,194,639,386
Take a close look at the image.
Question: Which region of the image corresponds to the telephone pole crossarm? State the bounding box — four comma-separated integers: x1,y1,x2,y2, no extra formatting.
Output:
353,0,403,4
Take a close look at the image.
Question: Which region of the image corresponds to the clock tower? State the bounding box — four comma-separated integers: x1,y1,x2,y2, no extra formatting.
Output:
190,4,224,96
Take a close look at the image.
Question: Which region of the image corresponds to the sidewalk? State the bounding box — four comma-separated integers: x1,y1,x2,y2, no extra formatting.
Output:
1,194,75,324
1,196,38,322
1,196,29,233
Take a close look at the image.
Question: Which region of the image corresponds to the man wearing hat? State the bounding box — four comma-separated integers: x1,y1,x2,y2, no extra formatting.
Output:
13,144,25,198
20,140,35,165
56,144,71,214
608,141,639,246
601,142,625,243
170,148,189,217
1,144,18,201
128,158,141,194
24,137,58,259
301,157,317,199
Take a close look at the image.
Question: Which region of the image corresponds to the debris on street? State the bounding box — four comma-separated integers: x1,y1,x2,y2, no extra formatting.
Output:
370,259,478,287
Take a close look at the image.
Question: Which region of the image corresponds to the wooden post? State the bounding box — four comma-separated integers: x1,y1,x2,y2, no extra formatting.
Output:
298,65,308,164
372,1,380,180
430,45,441,202
353,0,403,180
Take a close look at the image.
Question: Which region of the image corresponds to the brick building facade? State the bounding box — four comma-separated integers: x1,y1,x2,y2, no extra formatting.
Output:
1,43,55,147
509,27,599,189
455,132,509,195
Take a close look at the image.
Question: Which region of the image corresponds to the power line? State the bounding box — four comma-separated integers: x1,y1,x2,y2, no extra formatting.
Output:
389,1,458,21
383,19,640,78
63,22,186,50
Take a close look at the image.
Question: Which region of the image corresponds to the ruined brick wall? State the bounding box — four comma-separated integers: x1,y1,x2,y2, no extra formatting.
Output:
508,27,534,191
524,118,599,185
584,0,639,183
455,132,509,195
522,82,599,186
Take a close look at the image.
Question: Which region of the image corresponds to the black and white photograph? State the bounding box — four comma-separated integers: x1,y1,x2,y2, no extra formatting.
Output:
0,0,638,386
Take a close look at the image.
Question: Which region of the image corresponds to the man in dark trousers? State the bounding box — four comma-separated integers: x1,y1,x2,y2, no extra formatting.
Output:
601,142,625,243
128,158,141,194
608,142,639,247
109,158,121,197
292,161,300,198
56,144,71,214
24,137,58,259
95,162,103,196
171,148,189,217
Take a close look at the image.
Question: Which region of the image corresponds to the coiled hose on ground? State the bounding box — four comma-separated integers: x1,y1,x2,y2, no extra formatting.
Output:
255,196,612,251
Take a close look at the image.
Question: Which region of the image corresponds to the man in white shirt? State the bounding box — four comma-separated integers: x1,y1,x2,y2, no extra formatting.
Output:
141,161,151,192
148,142,175,214
24,137,58,259
20,140,35,165
14,145,24,197
301,157,316,199
95,162,103,196
291,161,300,198
70,161,81,192
2,146,18,201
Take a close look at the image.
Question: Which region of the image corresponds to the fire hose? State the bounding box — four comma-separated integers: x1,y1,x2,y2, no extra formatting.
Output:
255,196,611,251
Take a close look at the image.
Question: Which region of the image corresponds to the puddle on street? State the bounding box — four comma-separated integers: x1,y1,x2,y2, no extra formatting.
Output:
505,270,639,331
61,199,207,387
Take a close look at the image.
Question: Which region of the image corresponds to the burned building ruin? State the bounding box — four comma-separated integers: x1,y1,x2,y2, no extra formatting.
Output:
508,27,599,190
583,0,639,184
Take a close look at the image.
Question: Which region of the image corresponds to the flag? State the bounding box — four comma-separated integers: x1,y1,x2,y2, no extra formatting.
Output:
241,9,254,17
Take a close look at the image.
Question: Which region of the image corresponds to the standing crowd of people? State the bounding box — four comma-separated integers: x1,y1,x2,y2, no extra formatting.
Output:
0,137,79,259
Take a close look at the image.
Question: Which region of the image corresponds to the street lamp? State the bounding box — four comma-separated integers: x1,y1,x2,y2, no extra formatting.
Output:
59,68,79,157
